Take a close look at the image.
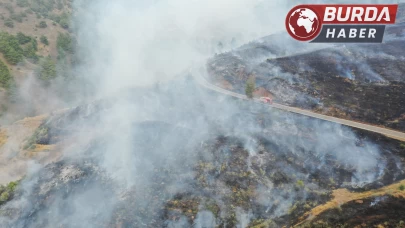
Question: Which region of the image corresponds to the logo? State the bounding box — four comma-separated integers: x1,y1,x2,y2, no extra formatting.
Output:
285,4,398,43
286,7,321,41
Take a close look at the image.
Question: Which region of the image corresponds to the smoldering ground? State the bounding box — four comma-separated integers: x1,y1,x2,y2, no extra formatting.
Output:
1,75,403,227
0,0,404,227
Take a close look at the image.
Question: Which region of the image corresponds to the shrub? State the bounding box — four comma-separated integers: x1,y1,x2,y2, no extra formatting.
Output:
59,17,69,29
16,32,32,45
30,0,56,16
0,60,13,89
17,0,30,8
37,57,57,81
0,191,10,202
57,0,63,10
48,14,61,23
25,8,33,14
0,32,25,65
57,32,74,54
11,13,23,23
296,180,305,188
40,35,49,45
4,3,14,14
4,19,14,28
7,181,18,192
0,181,19,205
245,78,255,99
39,20,47,28
23,39,39,63
400,143,405,150
400,185,405,191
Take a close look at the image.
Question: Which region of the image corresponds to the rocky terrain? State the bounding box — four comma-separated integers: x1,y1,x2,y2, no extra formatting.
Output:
207,4,405,132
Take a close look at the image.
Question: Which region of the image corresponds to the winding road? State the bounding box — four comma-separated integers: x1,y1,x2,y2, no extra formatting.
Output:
194,72,405,142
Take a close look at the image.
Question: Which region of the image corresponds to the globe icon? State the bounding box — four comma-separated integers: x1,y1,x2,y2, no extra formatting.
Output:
288,8,319,39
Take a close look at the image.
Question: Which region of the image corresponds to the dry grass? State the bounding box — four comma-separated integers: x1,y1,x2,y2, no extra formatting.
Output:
14,114,48,128
0,128,8,147
294,179,405,226
25,144,56,158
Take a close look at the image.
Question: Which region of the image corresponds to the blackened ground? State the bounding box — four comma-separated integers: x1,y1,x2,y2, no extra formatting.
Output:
207,4,405,131
2,77,405,227
208,37,405,131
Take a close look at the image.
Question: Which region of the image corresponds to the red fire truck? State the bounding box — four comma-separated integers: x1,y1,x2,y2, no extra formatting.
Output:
259,97,273,105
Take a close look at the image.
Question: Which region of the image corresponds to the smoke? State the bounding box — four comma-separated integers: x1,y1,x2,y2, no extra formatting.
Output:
74,0,291,97
0,0,403,227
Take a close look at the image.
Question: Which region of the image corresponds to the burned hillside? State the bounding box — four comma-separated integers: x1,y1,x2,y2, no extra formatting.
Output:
1,77,405,227
207,8,405,131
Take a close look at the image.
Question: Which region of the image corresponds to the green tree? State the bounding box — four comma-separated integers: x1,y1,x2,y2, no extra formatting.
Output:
23,39,39,63
11,13,24,23
16,32,32,45
37,57,57,81
17,0,30,7
57,32,74,57
0,191,10,202
0,60,13,89
4,3,14,14
0,32,25,65
245,78,255,99
58,13,70,29
7,181,18,192
4,19,14,28
40,35,49,45
39,20,47,28
4,48,23,65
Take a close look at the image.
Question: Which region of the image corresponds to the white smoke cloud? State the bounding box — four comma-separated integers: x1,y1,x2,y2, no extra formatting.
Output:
0,0,402,227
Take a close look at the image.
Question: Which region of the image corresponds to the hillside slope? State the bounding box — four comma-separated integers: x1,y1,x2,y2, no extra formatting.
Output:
207,4,405,132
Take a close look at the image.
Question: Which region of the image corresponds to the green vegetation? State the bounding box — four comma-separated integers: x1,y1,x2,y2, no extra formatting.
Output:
0,191,10,202
56,32,74,59
399,185,405,191
245,77,255,99
0,32,38,64
24,125,49,150
249,219,277,228
11,13,25,23
57,32,73,53
4,19,14,28
39,20,47,28
400,143,405,150
17,0,30,8
58,13,70,29
23,39,39,63
0,181,19,205
16,32,32,45
4,3,14,14
40,35,49,45
296,180,305,188
37,57,57,81
0,60,13,89
30,0,56,17
0,32,24,65
49,12,70,29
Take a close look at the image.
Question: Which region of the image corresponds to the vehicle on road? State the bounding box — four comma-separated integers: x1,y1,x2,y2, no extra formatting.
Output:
259,97,273,105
